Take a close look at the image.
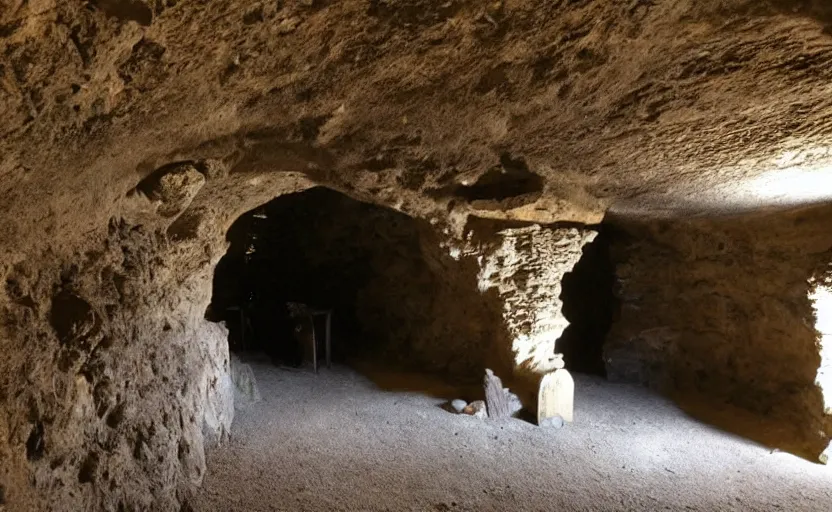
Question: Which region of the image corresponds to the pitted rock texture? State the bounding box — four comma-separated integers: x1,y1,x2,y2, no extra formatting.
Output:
606,204,832,460
0,218,234,511
468,224,597,375
358,218,595,401
0,158,315,511
4,1,832,264
0,155,312,510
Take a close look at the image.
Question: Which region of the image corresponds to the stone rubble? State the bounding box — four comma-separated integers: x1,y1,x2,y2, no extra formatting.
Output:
540,415,565,429
463,401,488,420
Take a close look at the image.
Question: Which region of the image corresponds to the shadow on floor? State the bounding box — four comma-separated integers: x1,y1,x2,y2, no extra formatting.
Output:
347,359,484,403
672,390,821,463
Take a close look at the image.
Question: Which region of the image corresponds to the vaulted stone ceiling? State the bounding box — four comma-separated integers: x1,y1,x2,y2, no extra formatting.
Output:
2,0,832,261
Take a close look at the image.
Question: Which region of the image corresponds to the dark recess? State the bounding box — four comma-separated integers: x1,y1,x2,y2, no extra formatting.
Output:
207,187,423,367
92,0,153,26
455,153,544,202
26,422,45,461
556,225,618,375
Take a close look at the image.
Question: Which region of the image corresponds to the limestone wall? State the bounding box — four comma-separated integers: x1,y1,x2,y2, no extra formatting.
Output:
0,220,234,511
606,205,832,459
0,161,275,511
356,224,508,379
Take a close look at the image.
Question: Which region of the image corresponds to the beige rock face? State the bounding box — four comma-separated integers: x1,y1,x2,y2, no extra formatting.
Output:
472,225,597,375
606,204,832,460
0,162,315,511
0,216,235,510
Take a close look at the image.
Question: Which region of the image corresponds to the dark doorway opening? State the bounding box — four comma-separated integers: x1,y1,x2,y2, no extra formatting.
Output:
557,226,618,376
206,187,429,368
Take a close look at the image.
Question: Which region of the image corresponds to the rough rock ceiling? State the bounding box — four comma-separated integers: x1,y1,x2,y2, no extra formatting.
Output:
2,0,832,258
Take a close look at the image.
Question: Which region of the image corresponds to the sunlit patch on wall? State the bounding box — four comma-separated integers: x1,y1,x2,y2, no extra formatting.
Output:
809,272,832,413
744,166,832,206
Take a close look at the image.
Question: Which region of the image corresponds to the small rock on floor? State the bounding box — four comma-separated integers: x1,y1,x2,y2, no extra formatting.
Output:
506,389,523,417
450,399,468,413
463,400,488,419
540,415,564,429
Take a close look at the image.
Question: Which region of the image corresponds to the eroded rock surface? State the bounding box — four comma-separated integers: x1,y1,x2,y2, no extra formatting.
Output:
470,224,597,375
3,1,832,262
0,214,234,510
606,204,832,459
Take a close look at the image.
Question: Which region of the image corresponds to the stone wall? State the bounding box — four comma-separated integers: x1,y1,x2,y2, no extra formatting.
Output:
606,205,832,460
356,224,509,379
0,161,276,511
0,220,234,510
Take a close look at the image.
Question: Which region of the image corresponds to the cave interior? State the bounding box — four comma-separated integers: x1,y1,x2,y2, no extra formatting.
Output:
4,1,832,510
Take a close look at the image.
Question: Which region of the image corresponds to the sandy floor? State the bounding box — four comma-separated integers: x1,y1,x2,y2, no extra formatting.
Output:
193,362,832,512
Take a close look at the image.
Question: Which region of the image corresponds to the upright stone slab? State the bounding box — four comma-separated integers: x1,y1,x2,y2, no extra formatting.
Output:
484,369,512,419
230,354,261,408
538,369,574,424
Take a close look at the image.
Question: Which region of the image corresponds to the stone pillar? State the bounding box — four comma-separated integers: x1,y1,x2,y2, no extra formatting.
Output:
471,224,598,375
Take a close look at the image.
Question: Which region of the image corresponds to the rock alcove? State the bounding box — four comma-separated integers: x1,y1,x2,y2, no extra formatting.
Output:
556,226,618,376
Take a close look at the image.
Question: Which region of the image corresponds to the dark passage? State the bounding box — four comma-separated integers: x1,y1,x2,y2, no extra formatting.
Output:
557,226,618,375
206,187,429,367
